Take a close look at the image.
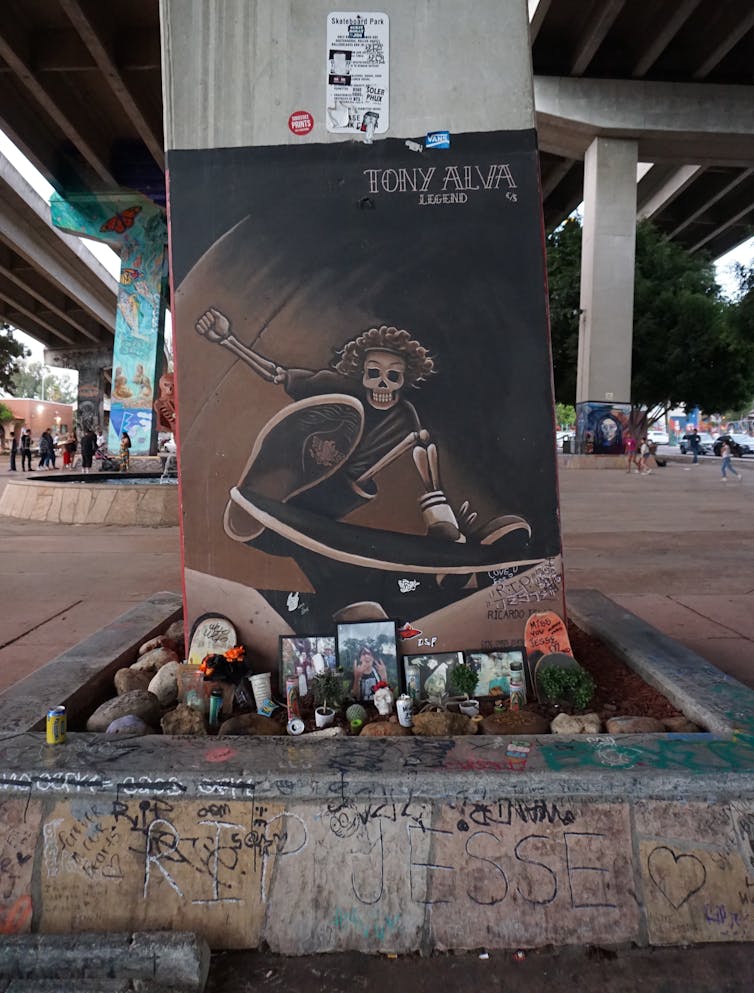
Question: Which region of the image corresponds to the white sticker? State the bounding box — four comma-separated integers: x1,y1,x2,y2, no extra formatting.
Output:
326,12,389,135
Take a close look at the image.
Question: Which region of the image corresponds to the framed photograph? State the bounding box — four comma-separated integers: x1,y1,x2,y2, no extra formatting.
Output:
464,649,528,698
336,620,399,701
402,652,465,702
279,635,338,695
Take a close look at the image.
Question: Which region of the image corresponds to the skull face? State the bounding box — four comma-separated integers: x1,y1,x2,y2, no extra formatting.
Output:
362,349,405,410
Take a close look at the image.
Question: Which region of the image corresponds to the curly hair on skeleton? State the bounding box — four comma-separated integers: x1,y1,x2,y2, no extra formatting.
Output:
333,326,435,387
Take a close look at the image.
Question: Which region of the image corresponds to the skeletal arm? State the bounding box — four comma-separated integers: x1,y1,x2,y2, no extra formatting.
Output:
195,308,286,384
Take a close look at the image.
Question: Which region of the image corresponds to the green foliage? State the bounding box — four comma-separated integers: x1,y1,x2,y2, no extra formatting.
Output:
538,664,595,711
545,218,754,417
449,663,479,699
11,360,77,403
312,668,347,710
555,403,576,429
0,402,14,424
0,327,28,392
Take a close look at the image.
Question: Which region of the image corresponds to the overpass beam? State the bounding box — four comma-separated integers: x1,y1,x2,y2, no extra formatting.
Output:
576,137,637,454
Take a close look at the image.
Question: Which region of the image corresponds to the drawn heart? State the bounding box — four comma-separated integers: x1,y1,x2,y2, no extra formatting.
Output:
647,846,707,909
15,853,31,866
102,854,123,880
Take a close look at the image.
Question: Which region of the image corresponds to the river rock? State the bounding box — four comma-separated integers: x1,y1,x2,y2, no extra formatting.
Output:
148,661,182,707
551,712,602,735
606,715,666,734
106,715,152,737
662,715,701,733
218,713,281,736
360,721,412,737
412,711,476,736
87,690,161,732
113,667,151,695
161,704,207,735
131,647,180,675
139,634,178,657
482,711,550,735
164,620,186,655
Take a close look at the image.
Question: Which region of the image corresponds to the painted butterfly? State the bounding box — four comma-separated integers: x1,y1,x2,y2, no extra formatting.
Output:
100,205,142,235
121,267,142,285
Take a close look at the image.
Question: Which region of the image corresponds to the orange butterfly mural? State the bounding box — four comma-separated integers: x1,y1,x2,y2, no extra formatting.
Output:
100,205,142,235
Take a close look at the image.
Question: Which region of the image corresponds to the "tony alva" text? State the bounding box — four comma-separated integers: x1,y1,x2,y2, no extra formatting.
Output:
363,164,517,205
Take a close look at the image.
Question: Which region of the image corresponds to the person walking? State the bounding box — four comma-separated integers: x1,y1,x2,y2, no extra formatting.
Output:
8,431,17,471
637,437,652,475
80,428,97,473
119,430,131,471
720,439,741,482
20,429,33,471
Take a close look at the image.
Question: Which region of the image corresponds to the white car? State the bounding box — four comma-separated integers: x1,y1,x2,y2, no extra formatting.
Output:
648,429,669,445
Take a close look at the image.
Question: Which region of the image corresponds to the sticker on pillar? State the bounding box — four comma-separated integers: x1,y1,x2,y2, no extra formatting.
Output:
288,111,314,136
326,12,389,135
425,131,451,150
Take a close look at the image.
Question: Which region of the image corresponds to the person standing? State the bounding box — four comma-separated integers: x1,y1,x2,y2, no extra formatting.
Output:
720,439,741,482
637,437,652,475
20,429,33,471
8,432,17,471
63,430,77,469
80,428,97,473
119,430,131,471
689,427,701,465
624,434,637,473
38,429,52,468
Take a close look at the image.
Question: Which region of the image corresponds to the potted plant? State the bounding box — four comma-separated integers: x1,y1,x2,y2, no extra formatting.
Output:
312,667,346,727
538,663,595,712
450,662,480,715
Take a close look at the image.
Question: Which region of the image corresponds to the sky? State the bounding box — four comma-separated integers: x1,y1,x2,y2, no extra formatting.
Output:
1,130,751,378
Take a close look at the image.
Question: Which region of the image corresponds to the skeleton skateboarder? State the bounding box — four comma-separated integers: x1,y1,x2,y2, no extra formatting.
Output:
195,307,529,552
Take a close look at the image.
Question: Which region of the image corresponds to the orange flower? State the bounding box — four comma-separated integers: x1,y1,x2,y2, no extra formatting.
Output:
225,645,245,664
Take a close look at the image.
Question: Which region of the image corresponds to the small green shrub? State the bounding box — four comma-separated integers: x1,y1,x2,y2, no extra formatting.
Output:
450,663,479,699
312,669,347,710
538,664,595,710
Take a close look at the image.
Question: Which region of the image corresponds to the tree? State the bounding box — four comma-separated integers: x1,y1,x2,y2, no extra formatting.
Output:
545,218,754,420
0,326,27,392
11,360,77,404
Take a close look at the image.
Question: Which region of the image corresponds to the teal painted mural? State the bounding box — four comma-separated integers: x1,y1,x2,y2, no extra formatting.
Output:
50,192,168,456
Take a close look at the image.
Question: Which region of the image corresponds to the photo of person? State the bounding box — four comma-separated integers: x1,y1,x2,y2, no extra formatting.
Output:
336,620,398,701
279,635,337,696
464,649,526,697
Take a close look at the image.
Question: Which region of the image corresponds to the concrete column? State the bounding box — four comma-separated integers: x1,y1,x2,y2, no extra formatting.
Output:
576,136,637,454
45,346,111,434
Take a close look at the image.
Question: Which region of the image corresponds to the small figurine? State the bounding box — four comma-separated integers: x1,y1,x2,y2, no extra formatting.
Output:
373,680,394,717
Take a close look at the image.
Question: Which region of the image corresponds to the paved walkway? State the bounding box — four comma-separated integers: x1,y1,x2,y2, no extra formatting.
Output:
1,452,752,692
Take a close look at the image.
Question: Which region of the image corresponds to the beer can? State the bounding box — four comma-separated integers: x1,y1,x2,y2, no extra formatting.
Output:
286,676,300,719
46,706,67,745
208,687,224,728
396,694,414,728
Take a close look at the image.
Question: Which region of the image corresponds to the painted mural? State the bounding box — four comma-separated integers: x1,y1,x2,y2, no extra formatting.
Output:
575,401,643,455
168,132,563,670
50,193,168,456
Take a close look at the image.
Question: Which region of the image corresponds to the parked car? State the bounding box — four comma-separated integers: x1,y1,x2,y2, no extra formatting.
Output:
713,433,753,457
648,429,669,445
679,432,714,455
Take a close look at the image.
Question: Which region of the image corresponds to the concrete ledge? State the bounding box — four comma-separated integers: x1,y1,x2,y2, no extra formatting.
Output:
0,591,182,734
0,931,210,992
0,477,178,526
558,454,626,468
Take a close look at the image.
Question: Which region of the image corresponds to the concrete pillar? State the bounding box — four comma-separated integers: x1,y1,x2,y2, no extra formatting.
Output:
576,136,637,455
161,0,564,665
45,346,111,434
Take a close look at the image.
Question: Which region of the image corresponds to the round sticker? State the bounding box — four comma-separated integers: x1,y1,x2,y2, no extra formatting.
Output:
288,111,314,136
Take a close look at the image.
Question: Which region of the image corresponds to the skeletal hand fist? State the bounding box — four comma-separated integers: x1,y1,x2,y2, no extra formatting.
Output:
196,307,231,343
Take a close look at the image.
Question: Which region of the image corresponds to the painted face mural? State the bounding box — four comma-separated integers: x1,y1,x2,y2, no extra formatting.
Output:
169,134,565,666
